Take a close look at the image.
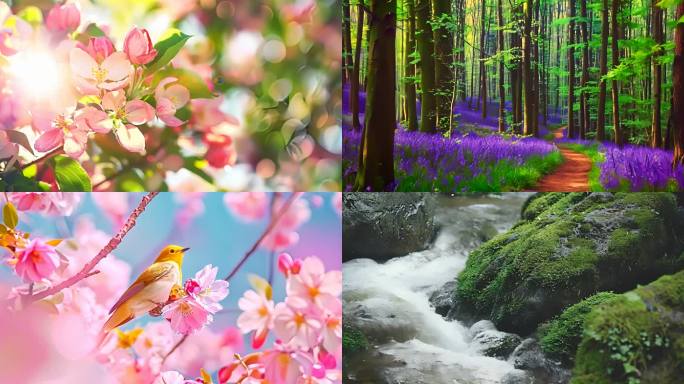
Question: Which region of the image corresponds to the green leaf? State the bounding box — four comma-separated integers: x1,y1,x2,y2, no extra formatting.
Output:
153,68,214,99
52,155,92,192
3,202,18,229
183,156,214,184
17,6,42,26
145,29,191,74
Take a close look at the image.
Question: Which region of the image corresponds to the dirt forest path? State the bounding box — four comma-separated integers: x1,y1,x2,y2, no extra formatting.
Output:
530,127,592,192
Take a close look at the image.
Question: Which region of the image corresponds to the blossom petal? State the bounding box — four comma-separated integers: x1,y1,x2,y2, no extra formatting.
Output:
114,124,145,153
69,48,97,79
35,129,64,153
125,100,155,125
101,52,131,81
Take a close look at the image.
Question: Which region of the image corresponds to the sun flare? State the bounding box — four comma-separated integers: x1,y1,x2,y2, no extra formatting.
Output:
7,50,62,100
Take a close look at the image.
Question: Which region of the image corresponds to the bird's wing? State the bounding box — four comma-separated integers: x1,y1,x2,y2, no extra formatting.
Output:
108,262,175,315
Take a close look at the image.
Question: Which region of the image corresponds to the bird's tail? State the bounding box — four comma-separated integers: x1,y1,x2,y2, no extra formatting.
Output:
101,304,134,334
95,304,133,350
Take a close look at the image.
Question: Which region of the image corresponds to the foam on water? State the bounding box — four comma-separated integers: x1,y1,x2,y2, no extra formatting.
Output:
344,194,532,383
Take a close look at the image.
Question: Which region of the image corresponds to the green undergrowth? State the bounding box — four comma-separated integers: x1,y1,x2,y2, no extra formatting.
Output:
572,270,684,384
538,291,619,365
343,323,369,353
395,150,563,192
563,143,605,191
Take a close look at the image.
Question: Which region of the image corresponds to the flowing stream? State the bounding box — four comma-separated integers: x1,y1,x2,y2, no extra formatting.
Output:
344,193,533,384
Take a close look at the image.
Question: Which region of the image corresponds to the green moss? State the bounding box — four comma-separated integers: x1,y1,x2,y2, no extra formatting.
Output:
539,292,619,364
455,193,684,335
343,323,369,353
572,271,684,384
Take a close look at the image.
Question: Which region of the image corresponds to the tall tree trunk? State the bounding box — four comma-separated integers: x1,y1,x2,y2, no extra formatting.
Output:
597,0,609,141
651,0,663,148
611,0,622,145
532,0,540,137
416,0,437,132
580,0,590,139
522,0,534,135
342,0,352,83
404,0,418,131
497,0,505,132
480,0,488,119
457,0,467,102
673,3,684,166
567,0,576,138
354,0,396,191
433,0,454,130
351,5,365,130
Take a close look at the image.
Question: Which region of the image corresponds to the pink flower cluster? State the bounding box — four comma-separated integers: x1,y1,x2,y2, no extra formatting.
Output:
223,193,312,251
163,265,230,335
214,254,342,383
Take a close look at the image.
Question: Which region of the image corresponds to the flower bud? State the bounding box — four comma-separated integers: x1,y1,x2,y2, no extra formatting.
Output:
84,37,115,63
124,27,157,65
46,3,80,33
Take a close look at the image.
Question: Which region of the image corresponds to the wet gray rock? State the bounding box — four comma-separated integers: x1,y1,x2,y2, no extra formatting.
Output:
343,193,438,262
509,339,571,384
468,319,497,337
500,371,534,384
428,280,456,317
471,329,523,359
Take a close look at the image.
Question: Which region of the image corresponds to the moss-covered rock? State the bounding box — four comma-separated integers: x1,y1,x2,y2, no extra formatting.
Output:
343,323,369,353
538,291,619,364
454,193,684,335
572,270,684,384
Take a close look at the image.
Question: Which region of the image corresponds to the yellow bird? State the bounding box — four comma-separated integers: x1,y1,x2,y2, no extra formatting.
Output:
101,245,190,333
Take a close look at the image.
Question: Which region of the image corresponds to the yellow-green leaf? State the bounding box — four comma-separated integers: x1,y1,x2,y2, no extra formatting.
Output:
3,203,18,229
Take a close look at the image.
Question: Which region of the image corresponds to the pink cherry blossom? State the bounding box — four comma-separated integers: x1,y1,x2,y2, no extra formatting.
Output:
8,192,82,216
237,288,275,349
331,193,341,215
187,264,230,312
224,192,268,221
70,46,131,93
272,302,322,349
92,193,129,228
287,257,341,310
262,197,310,251
13,238,60,282
155,77,190,127
163,296,213,335
261,345,307,384
0,131,18,159
123,27,157,65
46,3,80,33
190,97,232,131
100,90,154,153
174,193,205,228
35,113,90,158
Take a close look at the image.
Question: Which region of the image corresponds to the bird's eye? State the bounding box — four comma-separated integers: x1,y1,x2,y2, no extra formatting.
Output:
170,249,175,254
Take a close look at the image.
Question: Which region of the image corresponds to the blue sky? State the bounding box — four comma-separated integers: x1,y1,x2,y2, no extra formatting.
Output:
2,192,341,333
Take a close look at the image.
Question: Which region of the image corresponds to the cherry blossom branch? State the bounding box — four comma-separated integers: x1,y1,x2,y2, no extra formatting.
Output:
224,192,302,281
19,192,159,306
161,193,302,366
161,334,188,366
19,147,63,171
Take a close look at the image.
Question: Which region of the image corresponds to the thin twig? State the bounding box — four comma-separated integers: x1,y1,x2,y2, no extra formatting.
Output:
18,192,159,306
161,334,188,366
224,192,302,281
19,148,63,171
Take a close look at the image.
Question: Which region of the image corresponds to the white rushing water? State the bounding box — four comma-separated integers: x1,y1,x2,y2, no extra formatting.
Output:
344,194,532,384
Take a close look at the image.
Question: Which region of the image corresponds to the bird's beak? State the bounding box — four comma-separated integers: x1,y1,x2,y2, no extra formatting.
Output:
181,247,190,253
